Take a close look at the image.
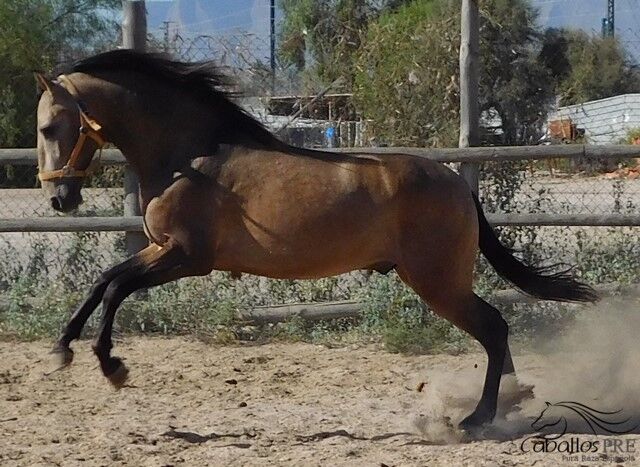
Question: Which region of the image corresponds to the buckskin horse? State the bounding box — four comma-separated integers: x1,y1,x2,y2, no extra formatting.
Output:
34,50,597,429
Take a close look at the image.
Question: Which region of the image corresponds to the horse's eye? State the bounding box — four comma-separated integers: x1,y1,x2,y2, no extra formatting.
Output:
39,124,58,138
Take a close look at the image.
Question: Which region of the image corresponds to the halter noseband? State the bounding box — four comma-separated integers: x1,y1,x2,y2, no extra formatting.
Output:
38,75,107,182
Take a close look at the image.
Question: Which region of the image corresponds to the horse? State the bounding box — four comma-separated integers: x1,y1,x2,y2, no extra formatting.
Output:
34,49,597,430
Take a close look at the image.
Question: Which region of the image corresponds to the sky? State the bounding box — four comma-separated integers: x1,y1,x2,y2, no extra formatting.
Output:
147,0,272,35
533,0,640,61
145,0,640,63
146,0,276,63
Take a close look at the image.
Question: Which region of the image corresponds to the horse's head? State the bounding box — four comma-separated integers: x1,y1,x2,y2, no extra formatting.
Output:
531,401,566,433
35,73,105,212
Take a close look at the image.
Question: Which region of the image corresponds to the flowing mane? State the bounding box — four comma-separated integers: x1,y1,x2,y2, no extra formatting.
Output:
69,49,284,149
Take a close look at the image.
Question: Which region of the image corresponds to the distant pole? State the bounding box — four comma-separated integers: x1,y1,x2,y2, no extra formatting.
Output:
162,21,171,52
122,1,148,256
459,0,480,194
602,0,615,38
270,0,276,92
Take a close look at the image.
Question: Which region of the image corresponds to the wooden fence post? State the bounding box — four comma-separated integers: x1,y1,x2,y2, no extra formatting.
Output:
122,1,148,255
459,0,480,194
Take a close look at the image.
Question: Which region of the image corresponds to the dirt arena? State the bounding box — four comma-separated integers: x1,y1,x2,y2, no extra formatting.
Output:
1,306,638,467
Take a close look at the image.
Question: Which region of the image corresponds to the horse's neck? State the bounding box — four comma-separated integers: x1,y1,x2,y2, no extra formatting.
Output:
75,72,286,207
81,74,220,189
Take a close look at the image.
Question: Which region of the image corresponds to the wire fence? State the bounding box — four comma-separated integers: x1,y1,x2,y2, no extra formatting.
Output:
147,29,302,97
1,3,639,300
0,165,126,288
479,159,640,215
0,153,637,292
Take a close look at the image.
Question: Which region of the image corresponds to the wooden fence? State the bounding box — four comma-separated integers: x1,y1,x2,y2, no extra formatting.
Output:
243,281,640,324
0,144,639,232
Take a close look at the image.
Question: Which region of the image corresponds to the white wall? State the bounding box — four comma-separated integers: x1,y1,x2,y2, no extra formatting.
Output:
549,94,640,145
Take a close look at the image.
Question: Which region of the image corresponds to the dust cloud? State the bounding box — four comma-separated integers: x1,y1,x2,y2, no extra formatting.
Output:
411,298,640,443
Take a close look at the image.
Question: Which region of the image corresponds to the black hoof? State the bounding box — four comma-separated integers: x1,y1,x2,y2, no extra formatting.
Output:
458,409,494,432
102,357,129,389
50,346,74,370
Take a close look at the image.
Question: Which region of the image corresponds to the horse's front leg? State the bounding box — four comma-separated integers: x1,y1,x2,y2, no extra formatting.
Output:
51,255,142,369
91,241,191,388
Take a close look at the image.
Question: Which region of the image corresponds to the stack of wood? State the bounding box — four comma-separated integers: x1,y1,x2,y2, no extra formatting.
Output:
548,118,579,142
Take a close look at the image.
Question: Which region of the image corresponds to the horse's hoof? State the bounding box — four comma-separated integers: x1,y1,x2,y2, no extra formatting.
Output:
50,346,74,370
458,410,493,433
105,359,129,389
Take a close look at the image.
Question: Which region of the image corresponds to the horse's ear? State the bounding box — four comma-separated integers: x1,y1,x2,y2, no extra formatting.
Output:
545,401,551,407
34,72,53,93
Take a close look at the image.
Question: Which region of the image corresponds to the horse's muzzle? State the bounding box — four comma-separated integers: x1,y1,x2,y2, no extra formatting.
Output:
50,183,82,212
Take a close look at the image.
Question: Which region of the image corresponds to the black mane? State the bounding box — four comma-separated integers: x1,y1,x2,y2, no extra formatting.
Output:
70,49,283,149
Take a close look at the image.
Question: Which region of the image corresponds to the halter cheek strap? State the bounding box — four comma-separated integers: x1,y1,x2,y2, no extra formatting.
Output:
38,75,107,182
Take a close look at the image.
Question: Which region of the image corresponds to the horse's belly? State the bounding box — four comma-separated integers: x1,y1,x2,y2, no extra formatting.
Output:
213,210,396,279
217,256,385,280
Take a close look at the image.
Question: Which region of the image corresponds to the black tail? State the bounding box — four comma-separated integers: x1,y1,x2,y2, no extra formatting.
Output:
473,195,598,303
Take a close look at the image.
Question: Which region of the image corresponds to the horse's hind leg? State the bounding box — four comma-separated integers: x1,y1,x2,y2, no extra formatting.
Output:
50,255,142,369
458,294,511,428
500,328,535,409
397,262,510,430
503,345,515,375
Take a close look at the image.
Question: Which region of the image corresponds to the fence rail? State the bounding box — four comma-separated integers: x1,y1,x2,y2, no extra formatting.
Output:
335,144,640,162
0,213,638,233
0,148,126,165
239,281,640,324
0,144,639,231
2,144,639,165
0,217,142,233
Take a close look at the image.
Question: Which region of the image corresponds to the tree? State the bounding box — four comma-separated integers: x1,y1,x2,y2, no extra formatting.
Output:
354,0,457,146
354,0,555,147
543,30,640,106
280,0,640,146
278,0,413,90
0,0,119,148
479,0,555,145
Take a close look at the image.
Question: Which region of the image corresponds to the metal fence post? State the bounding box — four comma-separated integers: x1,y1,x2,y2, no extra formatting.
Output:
122,0,148,255
459,0,480,194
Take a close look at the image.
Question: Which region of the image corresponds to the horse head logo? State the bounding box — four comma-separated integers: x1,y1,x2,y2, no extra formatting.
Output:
531,401,567,434
532,401,638,436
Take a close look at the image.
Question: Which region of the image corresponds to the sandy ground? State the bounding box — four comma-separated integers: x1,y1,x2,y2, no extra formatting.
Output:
0,331,638,466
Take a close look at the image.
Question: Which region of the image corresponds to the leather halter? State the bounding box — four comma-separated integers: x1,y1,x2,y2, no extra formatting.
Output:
38,75,107,182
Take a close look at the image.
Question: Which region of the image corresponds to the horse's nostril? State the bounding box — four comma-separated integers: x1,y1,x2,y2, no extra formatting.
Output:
51,196,63,211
